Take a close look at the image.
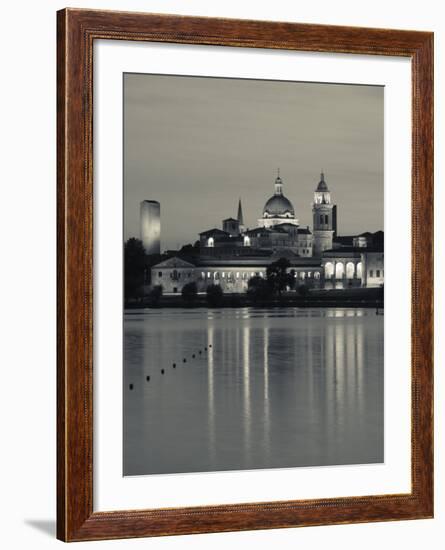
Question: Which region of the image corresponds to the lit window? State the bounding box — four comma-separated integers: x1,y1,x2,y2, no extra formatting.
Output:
207,237,214,247
222,272,225,278
236,272,240,279
207,272,211,278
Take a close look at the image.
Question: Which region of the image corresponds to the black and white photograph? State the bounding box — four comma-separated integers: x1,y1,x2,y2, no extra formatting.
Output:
123,73,384,476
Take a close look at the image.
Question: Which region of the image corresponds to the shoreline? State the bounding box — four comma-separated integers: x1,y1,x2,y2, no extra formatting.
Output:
125,288,384,310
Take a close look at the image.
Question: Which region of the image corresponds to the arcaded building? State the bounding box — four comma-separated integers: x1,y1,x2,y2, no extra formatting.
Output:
149,172,384,294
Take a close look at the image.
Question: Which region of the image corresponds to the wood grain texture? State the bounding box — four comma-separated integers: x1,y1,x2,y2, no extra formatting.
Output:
57,8,434,542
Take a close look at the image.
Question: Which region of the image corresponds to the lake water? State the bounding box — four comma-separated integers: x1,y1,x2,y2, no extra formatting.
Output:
123,307,383,476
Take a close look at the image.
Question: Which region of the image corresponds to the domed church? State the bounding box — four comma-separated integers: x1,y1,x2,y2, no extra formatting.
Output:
196,170,334,259
258,171,299,228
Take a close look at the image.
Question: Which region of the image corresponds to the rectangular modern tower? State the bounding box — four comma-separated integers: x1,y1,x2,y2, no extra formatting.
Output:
140,200,160,255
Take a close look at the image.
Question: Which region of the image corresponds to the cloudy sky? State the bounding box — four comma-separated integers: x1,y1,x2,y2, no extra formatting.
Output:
124,73,383,251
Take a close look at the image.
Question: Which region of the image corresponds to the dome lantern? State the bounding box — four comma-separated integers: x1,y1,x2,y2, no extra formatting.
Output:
274,168,284,196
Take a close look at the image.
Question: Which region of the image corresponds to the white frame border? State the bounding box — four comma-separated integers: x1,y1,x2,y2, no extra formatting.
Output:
93,40,411,512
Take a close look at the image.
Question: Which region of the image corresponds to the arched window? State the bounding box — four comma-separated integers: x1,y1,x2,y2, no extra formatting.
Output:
346,262,355,279
314,271,320,279
356,262,363,279
335,262,344,279
207,237,214,247
244,235,251,247
325,262,334,278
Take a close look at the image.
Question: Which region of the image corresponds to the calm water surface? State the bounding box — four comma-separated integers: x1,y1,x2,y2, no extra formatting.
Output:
123,307,383,475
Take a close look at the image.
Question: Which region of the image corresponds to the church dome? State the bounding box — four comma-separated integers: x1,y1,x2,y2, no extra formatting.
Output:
263,175,295,218
263,194,295,217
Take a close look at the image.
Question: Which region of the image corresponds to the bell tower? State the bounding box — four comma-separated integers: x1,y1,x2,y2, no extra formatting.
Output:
312,172,335,257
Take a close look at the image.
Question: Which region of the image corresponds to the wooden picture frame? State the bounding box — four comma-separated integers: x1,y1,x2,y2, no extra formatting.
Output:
57,8,433,542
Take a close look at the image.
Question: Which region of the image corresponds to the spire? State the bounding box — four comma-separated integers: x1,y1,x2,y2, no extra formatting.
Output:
316,170,329,192
237,197,244,226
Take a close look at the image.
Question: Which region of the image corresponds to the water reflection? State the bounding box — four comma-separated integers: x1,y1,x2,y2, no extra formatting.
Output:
207,326,215,463
263,327,270,464
243,326,251,465
123,307,383,476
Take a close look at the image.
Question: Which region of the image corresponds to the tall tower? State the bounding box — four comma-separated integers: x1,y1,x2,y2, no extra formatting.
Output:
140,200,160,255
237,198,245,233
312,172,335,257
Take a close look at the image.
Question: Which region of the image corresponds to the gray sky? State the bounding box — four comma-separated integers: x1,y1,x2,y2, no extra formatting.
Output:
124,73,383,250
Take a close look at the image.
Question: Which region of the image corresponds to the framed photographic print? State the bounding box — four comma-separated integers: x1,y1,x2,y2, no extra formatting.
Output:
57,8,434,542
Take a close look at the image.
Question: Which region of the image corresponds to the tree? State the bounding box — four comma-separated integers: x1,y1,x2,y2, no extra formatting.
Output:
206,284,223,307
149,285,163,306
179,241,200,256
297,284,309,297
266,258,295,297
182,281,198,305
247,275,273,302
124,238,146,301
